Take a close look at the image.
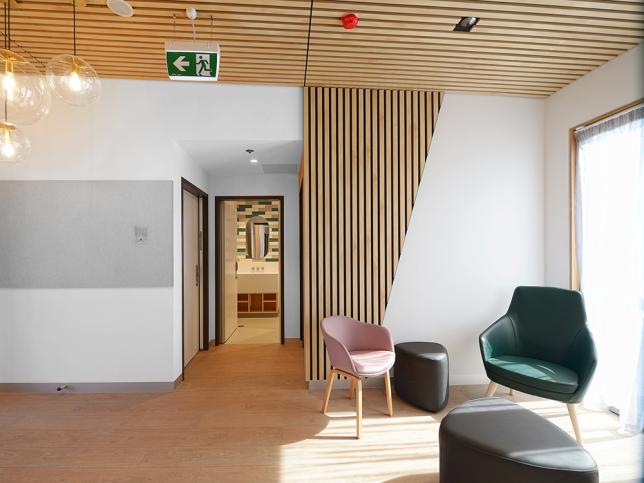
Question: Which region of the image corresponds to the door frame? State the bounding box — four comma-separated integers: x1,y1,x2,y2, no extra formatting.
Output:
215,195,285,345
181,178,209,377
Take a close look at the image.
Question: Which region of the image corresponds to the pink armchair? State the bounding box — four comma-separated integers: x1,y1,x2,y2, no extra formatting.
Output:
320,316,395,438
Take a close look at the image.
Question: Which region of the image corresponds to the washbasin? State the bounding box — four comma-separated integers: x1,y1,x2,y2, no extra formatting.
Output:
237,272,279,293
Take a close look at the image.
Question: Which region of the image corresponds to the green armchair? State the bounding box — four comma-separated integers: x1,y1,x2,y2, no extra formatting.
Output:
479,286,597,443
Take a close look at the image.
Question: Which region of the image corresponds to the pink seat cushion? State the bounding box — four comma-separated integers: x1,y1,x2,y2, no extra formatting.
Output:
350,350,395,376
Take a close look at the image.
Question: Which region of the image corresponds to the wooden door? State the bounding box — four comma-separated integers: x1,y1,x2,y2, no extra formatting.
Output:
223,201,238,342
183,190,200,366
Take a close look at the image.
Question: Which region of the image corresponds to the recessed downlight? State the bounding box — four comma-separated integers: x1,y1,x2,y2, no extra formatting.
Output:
246,148,259,164
453,16,479,32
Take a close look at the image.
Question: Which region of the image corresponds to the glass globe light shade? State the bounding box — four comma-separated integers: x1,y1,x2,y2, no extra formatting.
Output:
0,49,51,125
0,122,31,163
46,54,101,107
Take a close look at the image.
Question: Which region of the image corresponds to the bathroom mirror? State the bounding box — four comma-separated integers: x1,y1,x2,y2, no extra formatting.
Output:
246,216,270,259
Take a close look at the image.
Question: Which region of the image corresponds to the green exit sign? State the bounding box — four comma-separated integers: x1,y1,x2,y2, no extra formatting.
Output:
165,41,220,81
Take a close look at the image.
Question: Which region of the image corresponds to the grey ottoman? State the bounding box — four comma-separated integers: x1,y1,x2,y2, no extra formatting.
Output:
394,342,449,412
439,398,599,483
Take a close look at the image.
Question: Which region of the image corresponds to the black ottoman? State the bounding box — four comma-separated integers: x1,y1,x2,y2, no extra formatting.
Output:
394,342,449,412
439,398,599,483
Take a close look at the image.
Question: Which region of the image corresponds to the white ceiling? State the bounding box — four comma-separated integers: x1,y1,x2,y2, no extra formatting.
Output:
177,139,302,177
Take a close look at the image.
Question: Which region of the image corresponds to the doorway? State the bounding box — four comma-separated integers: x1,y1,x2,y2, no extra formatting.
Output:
215,196,285,345
182,178,209,371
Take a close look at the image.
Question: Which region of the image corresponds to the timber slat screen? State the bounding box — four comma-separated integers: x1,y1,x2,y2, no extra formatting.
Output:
301,86,442,381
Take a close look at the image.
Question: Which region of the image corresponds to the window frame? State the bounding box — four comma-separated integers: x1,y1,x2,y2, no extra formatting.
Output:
568,98,643,290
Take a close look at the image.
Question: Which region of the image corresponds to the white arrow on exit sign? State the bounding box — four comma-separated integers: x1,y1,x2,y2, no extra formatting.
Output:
173,56,190,72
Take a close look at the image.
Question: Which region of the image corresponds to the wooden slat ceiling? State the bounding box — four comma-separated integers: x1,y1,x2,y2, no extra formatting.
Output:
4,0,643,97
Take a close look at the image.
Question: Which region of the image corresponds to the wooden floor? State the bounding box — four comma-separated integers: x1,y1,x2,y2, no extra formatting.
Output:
227,317,281,344
0,341,641,482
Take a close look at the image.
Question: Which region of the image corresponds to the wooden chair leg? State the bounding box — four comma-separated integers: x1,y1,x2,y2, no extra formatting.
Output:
349,378,356,400
356,378,363,439
485,381,498,397
321,369,335,414
384,370,393,416
567,403,583,444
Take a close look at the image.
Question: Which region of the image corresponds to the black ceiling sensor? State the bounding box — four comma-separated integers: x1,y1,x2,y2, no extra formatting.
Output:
453,16,480,32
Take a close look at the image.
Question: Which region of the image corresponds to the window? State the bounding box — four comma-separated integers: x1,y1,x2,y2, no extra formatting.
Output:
572,102,643,432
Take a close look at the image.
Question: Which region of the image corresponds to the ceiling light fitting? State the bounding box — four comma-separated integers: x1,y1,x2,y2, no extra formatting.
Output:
246,148,258,164
0,49,50,126
453,16,479,32
0,120,29,162
0,0,49,162
46,0,101,107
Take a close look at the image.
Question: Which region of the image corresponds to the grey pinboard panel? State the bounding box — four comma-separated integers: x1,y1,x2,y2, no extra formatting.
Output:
0,180,173,288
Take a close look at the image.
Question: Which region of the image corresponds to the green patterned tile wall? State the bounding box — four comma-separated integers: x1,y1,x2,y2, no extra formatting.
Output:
237,199,280,262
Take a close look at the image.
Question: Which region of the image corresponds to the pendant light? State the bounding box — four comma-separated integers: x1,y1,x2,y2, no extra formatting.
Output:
0,0,43,163
46,0,101,106
0,120,29,162
0,1,50,126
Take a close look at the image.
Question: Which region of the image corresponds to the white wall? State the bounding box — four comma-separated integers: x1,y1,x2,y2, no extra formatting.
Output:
208,174,300,340
0,289,173,382
545,43,644,287
0,78,301,384
5,43,639,385
384,93,545,384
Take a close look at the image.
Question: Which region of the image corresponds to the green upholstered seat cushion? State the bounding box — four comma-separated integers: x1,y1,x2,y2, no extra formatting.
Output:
486,355,579,395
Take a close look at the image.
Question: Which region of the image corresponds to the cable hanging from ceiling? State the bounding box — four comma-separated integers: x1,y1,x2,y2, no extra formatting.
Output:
46,0,101,107
0,0,50,162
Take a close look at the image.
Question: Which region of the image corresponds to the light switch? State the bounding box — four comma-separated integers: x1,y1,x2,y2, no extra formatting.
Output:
135,226,148,245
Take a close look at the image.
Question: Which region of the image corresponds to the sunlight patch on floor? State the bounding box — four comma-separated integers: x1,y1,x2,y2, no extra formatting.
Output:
279,386,643,483
280,389,442,482
518,398,643,482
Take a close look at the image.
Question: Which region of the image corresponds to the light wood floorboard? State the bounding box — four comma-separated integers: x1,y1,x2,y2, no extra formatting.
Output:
226,317,280,344
0,341,641,482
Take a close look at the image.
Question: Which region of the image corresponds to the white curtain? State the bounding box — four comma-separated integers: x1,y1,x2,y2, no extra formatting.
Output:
575,105,644,433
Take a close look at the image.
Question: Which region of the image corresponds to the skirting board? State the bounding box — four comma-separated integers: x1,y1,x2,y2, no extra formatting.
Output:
0,375,183,394
308,373,488,391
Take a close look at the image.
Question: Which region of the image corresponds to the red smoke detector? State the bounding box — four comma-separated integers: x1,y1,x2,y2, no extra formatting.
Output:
341,13,359,29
